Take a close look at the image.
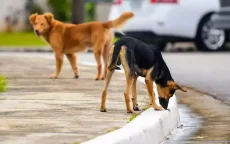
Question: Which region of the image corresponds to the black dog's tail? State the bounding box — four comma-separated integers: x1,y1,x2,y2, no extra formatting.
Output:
108,40,125,71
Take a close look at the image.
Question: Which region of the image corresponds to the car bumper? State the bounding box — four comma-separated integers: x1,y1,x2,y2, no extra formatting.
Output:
211,7,230,30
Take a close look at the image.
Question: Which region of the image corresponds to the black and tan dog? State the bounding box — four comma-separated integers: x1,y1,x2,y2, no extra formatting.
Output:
100,36,187,113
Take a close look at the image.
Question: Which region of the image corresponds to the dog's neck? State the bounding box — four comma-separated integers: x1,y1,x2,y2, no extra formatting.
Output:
155,58,174,87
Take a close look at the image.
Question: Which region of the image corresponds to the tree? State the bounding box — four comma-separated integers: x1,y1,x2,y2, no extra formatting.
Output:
72,0,85,24
48,0,71,22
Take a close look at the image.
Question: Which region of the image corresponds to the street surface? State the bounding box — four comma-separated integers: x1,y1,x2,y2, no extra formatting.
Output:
163,52,230,106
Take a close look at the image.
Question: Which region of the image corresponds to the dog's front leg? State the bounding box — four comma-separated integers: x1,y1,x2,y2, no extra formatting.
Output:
66,53,79,78
50,52,64,79
145,69,163,111
145,78,163,111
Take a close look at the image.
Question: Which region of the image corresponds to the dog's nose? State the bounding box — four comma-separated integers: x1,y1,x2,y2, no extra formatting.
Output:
35,30,39,33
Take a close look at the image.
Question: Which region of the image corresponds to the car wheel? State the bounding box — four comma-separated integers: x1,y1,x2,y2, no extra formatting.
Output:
195,15,226,51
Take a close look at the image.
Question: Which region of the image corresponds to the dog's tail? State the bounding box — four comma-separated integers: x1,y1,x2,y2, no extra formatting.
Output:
103,12,134,29
108,40,125,71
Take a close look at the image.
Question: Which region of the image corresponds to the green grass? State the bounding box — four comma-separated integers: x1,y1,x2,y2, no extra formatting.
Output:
113,37,119,43
106,127,120,133
129,113,140,122
0,32,119,47
0,32,47,47
142,105,150,111
0,76,7,93
0,98,5,100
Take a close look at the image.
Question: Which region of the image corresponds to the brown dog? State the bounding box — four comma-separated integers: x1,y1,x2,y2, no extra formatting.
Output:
29,12,134,80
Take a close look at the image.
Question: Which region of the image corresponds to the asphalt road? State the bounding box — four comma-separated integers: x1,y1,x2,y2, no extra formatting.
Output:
1,52,229,106
162,52,230,106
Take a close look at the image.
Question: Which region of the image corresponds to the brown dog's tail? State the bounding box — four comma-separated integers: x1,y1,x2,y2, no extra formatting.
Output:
103,12,134,29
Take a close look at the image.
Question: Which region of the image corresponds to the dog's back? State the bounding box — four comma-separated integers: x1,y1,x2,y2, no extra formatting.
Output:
109,36,162,70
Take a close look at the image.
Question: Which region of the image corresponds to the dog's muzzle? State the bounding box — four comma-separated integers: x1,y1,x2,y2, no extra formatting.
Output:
159,97,169,109
35,30,41,37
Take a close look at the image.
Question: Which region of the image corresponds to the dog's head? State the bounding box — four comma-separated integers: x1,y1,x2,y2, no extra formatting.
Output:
157,81,186,109
29,13,54,36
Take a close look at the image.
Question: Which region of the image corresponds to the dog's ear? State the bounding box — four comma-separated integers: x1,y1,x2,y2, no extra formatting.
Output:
44,13,54,24
29,13,38,24
167,81,187,92
175,84,187,92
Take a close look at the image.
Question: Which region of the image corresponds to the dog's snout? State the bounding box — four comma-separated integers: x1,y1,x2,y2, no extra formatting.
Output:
159,97,169,110
34,30,40,36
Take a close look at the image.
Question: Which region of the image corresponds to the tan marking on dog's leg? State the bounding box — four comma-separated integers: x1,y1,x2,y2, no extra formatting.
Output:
132,74,140,111
124,76,135,113
66,53,79,78
145,67,163,110
100,69,115,112
50,52,64,79
120,46,135,113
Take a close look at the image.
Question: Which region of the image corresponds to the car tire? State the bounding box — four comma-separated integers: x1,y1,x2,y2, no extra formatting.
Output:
195,15,226,51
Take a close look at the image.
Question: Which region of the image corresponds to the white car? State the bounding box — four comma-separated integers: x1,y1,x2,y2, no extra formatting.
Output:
109,0,229,51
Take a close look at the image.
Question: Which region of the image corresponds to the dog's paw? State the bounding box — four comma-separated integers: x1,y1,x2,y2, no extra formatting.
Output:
49,73,58,79
153,106,163,111
94,77,100,80
133,104,140,111
100,109,107,112
127,109,135,113
75,75,79,79
100,77,105,80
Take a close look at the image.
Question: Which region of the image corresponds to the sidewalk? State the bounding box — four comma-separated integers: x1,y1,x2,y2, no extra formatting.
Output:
0,55,149,144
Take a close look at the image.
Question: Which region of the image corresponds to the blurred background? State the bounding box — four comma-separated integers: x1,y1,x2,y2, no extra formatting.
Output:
1,0,230,52
0,0,113,49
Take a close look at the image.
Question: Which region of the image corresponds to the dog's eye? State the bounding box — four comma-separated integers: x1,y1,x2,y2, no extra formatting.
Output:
41,23,44,26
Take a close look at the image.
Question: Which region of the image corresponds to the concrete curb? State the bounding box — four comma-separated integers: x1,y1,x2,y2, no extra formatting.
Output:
81,62,180,144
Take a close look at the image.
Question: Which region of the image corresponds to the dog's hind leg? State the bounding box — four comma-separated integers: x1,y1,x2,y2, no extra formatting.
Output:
132,74,140,111
145,68,163,111
100,69,115,112
66,53,79,78
124,75,135,113
120,46,135,113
